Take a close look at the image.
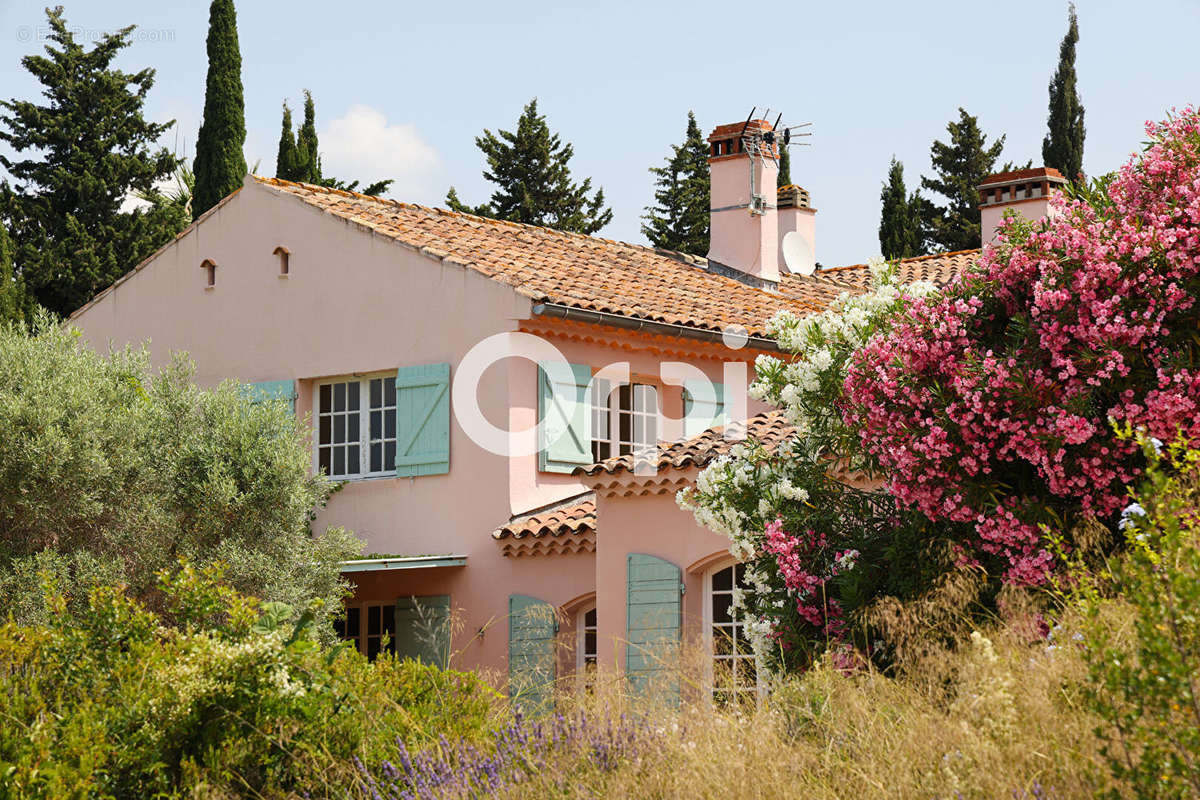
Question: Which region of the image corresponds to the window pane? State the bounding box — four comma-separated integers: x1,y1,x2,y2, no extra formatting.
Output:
367,636,381,661
713,592,733,624
319,384,331,413
371,443,382,473
348,413,360,443
383,607,395,635
712,566,733,591
347,446,360,475
585,607,597,627
368,605,381,636
585,629,596,655
348,381,360,410
334,415,345,444
333,448,345,475
385,409,396,439
370,410,382,439
384,377,395,398
618,384,632,412
713,627,734,655
370,378,382,408
384,441,396,471
318,448,331,473
319,416,331,445
619,411,632,442
334,383,345,412
346,607,360,638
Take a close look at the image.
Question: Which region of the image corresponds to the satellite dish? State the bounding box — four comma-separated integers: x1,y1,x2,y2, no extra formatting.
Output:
782,230,816,276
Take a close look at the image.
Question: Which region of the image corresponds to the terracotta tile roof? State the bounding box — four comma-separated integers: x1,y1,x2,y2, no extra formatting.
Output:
493,492,596,558
575,411,797,477
253,177,840,338
815,249,979,291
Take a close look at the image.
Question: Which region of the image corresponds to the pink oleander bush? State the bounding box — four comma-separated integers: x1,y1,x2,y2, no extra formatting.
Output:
843,108,1200,585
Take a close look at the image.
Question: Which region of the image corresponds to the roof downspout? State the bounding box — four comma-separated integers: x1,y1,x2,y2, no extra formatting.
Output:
530,302,780,352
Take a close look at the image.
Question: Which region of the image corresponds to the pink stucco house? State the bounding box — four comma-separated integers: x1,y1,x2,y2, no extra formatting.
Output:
71,116,1060,704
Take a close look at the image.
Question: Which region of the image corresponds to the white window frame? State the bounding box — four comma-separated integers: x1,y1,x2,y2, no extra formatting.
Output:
576,604,598,689
313,372,398,480
703,559,766,706
590,378,659,463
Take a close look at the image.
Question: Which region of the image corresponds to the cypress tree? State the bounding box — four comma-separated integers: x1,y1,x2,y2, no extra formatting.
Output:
0,222,29,325
879,158,923,260
0,7,181,316
294,90,320,184
275,102,299,181
192,0,247,219
777,146,792,188
919,108,1006,252
1043,3,1086,182
642,111,710,254
446,98,612,235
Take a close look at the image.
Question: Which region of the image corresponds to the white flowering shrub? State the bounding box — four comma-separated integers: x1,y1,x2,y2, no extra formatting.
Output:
680,260,941,673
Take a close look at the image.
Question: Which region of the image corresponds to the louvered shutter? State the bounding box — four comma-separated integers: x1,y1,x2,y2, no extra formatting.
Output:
394,595,451,666
537,362,592,473
626,553,683,702
683,380,725,438
244,380,297,414
508,594,557,713
395,363,450,477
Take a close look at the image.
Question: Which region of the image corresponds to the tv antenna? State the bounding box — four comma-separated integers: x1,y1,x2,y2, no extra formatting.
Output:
738,107,812,216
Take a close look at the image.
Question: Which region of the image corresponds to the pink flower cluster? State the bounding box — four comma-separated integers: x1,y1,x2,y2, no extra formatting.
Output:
762,518,846,636
841,109,1200,585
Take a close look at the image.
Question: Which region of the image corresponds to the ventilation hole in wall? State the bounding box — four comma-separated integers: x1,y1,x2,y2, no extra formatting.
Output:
201,259,217,287
273,246,290,276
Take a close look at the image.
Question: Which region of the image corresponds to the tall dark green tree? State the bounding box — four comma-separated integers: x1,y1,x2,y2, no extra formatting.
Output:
447,98,612,234
273,92,391,195
275,101,299,181
0,222,30,325
777,146,792,188
294,90,320,183
919,108,1006,252
192,0,246,219
878,158,923,260
641,111,710,254
0,8,181,317
1043,3,1086,182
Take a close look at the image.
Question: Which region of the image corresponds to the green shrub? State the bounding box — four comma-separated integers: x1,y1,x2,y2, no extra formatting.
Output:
0,563,500,799
1078,437,1200,798
0,315,359,629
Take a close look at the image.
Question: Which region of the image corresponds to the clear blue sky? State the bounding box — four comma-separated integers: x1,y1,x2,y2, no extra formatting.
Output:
1,0,1197,267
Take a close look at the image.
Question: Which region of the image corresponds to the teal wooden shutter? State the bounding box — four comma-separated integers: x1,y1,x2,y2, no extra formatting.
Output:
683,380,724,438
508,594,557,713
537,362,593,473
626,553,683,702
395,363,450,477
244,380,297,413
394,595,451,666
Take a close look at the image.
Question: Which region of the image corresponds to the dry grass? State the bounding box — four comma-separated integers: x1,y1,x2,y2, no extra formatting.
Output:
495,602,1127,800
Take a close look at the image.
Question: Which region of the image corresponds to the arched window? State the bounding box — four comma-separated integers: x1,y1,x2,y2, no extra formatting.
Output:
273,246,289,276
704,560,762,707
200,259,217,287
577,604,597,689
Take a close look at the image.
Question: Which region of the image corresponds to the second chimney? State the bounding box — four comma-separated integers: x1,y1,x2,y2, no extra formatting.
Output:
706,120,780,287
979,167,1068,243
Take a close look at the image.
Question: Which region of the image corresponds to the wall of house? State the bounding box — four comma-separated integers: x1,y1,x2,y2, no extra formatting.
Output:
589,474,732,674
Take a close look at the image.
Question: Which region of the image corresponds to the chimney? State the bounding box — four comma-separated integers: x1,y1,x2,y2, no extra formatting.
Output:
706,119,780,287
776,184,816,269
978,167,1068,244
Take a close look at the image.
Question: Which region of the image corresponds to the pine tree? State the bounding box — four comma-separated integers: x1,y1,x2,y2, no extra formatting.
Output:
0,7,181,316
0,222,30,325
447,99,612,234
878,158,923,260
777,146,792,188
275,102,299,181
641,111,710,254
1043,3,1086,182
919,108,1006,252
192,0,246,219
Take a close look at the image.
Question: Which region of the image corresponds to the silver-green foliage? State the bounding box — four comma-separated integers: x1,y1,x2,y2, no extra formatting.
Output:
0,315,360,625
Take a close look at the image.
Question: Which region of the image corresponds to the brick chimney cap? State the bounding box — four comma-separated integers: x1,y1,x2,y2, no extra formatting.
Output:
708,119,773,142
979,167,1067,187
